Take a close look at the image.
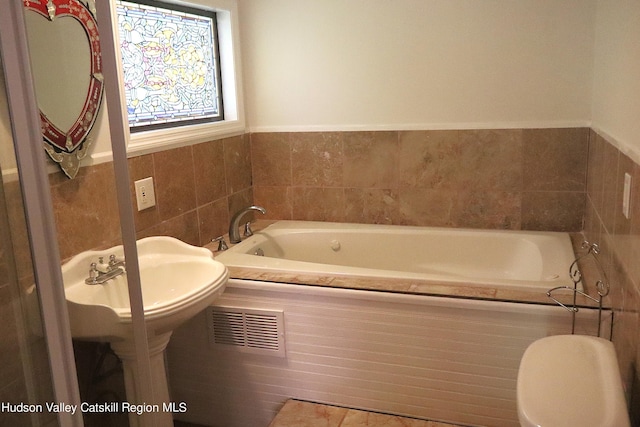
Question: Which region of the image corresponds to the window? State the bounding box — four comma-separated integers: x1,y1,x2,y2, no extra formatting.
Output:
116,0,223,131
111,0,244,156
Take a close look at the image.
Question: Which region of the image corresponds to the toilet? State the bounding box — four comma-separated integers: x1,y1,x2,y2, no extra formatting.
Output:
517,335,630,427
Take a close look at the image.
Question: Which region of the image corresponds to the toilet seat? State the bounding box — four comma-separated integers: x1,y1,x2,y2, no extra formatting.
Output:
517,335,630,427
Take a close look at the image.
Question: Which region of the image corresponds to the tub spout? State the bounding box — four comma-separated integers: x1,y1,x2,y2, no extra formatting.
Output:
229,205,266,243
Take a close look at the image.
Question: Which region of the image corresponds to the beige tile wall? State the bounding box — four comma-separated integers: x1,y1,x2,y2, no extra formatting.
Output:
252,128,588,231
49,134,252,261
583,129,640,424
48,128,589,259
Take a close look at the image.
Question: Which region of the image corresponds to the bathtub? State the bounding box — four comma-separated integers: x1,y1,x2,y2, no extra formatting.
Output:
214,220,578,292
170,221,607,427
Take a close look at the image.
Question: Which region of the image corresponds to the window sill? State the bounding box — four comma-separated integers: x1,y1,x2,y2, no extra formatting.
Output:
125,118,245,157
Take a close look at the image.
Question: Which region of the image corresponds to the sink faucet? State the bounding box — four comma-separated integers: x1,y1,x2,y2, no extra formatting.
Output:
229,205,266,243
85,254,126,285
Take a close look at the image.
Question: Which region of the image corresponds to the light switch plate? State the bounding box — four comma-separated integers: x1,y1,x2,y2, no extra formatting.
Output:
134,177,156,211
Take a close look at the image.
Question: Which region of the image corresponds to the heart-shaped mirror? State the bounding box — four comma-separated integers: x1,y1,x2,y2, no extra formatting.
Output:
24,0,103,178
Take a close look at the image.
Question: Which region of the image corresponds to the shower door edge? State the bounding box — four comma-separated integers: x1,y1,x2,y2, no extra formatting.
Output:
0,2,83,426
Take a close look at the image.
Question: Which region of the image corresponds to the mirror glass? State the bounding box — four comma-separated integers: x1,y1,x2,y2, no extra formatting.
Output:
26,11,90,131
23,0,103,179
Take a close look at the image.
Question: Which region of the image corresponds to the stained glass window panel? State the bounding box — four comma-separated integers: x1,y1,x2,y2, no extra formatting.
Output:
116,1,223,130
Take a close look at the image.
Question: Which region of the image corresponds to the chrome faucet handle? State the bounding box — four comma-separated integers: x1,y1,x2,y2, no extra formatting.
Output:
243,222,254,237
85,263,99,285
108,254,126,269
212,236,229,251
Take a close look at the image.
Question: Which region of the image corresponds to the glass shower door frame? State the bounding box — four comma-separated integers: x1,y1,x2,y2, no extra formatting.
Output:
0,1,83,426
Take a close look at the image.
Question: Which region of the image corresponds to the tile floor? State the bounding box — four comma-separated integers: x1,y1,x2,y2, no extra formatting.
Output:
268,399,463,427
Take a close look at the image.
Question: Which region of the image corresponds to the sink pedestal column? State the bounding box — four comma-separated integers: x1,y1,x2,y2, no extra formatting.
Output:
111,332,174,427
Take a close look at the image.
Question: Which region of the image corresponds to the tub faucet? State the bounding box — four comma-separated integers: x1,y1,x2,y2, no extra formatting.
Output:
229,205,266,243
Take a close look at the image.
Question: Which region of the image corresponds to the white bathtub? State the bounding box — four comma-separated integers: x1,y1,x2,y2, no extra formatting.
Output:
171,221,604,427
215,220,577,291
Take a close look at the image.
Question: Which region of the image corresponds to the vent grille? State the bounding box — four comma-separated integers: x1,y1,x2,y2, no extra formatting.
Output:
207,306,285,357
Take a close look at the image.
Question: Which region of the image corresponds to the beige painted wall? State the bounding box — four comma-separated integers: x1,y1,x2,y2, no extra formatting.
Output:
239,0,596,131
591,0,640,162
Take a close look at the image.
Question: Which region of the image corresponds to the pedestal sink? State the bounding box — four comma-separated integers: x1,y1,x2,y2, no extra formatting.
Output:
62,236,228,427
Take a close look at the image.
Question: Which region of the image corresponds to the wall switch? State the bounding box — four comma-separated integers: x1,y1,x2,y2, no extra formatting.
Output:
135,177,156,211
623,172,632,219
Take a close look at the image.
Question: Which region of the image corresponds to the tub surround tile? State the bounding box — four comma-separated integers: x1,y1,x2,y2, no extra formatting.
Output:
251,132,292,186
343,131,398,189
521,191,586,232
600,139,621,234
223,134,252,195
398,130,460,189
291,132,344,187
254,185,293,220
586,130,607,213
401,128,525,193
396,189,453,227
253,128,587,232
523,128,589,192
292,187,346,222
456,129,523,192
225,188,259,239
344,188,398,225
583,197,602,246
450,190,521,230
397,128,524,192
50,127,591,260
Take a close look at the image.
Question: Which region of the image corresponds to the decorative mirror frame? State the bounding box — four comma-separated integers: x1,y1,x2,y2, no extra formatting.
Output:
23,0,103,178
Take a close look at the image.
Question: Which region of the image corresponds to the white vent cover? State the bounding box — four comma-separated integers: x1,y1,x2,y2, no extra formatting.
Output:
207,306,285,357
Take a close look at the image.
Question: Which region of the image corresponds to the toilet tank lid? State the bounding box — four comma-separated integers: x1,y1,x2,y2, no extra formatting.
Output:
517,335,630,427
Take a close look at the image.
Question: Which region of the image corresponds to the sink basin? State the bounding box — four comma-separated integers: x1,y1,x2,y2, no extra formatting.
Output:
62,236,228,341
62,236,228,427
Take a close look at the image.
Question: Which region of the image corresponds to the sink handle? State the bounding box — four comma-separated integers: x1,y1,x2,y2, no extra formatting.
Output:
85,263,99,285
108,254,126,269
243,221,254,238
212,236,229,251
